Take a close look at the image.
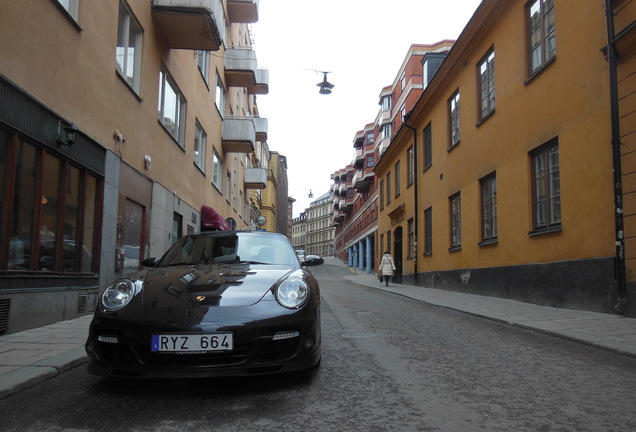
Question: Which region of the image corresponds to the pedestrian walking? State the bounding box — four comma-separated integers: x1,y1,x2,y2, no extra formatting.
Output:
379,251,396,287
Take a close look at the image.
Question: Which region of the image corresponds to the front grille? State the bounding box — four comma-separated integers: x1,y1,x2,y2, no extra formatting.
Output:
256,338,301,363
136,343,252,367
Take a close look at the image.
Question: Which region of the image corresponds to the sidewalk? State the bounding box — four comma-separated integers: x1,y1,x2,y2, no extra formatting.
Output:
2,258,636,401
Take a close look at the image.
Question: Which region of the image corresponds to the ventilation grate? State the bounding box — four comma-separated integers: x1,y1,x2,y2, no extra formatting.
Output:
78,294,87,314
0,299,10,335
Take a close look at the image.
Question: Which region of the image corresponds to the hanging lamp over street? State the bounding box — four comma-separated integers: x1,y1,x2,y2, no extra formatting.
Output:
317,72,334,94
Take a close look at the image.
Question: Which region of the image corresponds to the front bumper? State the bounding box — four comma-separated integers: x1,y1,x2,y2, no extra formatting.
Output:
85,302,320,378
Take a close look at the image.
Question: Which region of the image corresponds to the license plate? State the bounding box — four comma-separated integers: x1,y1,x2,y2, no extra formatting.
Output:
151,333,233,352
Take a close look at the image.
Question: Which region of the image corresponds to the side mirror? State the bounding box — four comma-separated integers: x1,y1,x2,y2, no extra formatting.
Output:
141,257,159,268
301,255,324,267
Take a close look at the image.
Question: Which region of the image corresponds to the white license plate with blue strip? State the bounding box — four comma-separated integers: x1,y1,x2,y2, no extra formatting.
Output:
151,333,233,352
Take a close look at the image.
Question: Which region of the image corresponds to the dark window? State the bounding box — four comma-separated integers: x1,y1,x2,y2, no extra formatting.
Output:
450,193,461,249
449,91,460,148
480,173,497,242
531,139,560,230
424,207,432,255
407,146,414,186
423,122,432,170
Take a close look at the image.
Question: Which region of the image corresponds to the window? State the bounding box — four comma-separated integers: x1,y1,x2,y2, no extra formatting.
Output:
56,0,79,20
212,150,222,190
386,172,392,204
394,161,400,197
480,173,497,242
116,1,142,92
367,132,375,144
527,0,556,76
449,91,460,148
407,218,414,259
381,95,391,112
366,154,374,168
158,68,186,146
379,179,385,209
407,146,414,186
225,171,232,202
382,123,392,139
531,139,560,231
424,207,432,255
423,123,432,170
194,121,206,172
1,133,101,273
387,230,392,254
215,73,225,114
450,193,461,249
197,50,210,84
479,50,496,120
233,158,238,210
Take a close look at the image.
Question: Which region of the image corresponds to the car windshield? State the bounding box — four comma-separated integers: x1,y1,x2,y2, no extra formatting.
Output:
157,232,299,266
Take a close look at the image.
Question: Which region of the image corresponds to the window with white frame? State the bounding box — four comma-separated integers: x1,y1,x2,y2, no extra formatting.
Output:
158,68,186,146
479,50,496,120
194,121,206,172
215,73,225,114
197,50,210,84
381,95,391,112
116,1,142,92
212,149,222,191
382,123,392,139
56,0,79,20
449,91,460,148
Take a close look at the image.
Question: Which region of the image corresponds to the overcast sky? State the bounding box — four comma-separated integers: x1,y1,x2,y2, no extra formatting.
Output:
251,0,483,216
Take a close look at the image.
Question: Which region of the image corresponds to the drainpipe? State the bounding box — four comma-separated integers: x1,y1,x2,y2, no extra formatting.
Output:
604,0,627,312
404,120,418,285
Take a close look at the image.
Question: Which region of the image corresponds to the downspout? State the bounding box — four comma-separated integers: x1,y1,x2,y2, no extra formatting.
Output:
604,0,627,312
404,120,418,285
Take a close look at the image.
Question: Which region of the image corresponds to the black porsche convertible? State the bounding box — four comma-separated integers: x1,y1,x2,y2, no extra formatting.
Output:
85,230,323,378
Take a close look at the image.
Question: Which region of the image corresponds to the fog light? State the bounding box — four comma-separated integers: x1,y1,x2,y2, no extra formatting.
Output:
304,338,314,349
272,331,300,341
98,335,119,344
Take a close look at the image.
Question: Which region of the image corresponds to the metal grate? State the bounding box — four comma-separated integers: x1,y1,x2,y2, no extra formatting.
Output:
0,299,10,335
78,294,87,314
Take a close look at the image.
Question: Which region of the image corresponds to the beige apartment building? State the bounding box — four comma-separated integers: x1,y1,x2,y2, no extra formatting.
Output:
0,0,273,333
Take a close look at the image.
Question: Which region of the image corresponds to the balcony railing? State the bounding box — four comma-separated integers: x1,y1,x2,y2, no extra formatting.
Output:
151,0,225,50
222,116,255,153
225,48,269,94
227,0,259,23
244,167,267,189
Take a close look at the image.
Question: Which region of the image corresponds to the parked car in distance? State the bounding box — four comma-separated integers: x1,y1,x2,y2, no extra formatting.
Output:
85,231,324,378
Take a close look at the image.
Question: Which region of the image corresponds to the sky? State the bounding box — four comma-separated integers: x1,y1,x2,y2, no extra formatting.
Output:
251,0,483,216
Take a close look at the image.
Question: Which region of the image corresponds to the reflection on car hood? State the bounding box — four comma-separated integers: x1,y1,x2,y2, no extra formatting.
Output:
140,263,294,308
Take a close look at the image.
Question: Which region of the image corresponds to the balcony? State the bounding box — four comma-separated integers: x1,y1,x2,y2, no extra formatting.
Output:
254,117,268,141
353,148,364,169
227,0,259,23
151,0,225,50
222,116,255,153
244,167,267,189
225,48,269,94
353,168,375,192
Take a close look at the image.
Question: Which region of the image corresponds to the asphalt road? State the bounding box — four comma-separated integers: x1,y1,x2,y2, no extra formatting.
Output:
1,262,636,431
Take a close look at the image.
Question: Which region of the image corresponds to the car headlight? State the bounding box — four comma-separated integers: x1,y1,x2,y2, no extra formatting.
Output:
276,277,309,309
101,279,136,311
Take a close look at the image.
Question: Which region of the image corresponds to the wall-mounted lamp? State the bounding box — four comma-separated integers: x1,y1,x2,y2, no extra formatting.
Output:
308,189,314,198
316,72,334,95
57,123,79,148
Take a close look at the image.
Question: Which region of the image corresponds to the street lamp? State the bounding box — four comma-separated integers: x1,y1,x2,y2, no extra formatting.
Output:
316,72,334,95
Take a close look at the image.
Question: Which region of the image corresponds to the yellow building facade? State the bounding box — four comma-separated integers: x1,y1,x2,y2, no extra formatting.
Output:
376,0,635,315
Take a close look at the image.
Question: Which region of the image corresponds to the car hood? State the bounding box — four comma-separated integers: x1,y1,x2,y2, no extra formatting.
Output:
139,263,295,308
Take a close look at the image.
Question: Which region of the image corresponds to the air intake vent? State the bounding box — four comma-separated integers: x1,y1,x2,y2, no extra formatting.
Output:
78,294,87,314
0,299,10,335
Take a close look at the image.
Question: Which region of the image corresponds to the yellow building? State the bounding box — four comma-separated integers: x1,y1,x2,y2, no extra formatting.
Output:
376,0,635,315
0,0,270,333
